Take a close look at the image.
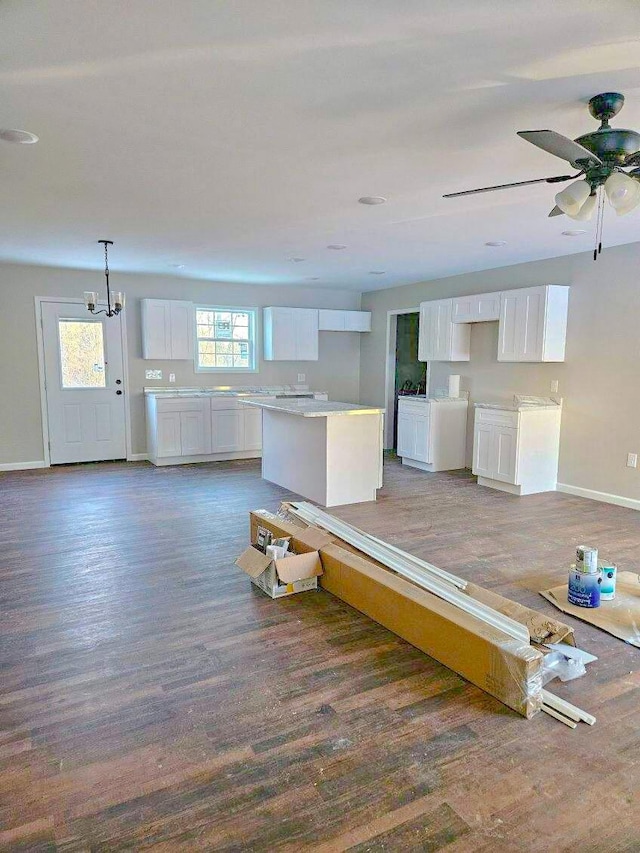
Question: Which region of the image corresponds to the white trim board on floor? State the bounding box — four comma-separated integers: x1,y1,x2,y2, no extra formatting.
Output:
0,461,47,472
557,483,640,512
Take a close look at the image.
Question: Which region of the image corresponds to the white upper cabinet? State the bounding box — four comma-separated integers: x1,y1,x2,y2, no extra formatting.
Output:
497,285,569,362
452,292,501,323
418,299,471,362
318,309,372,332
263,307,319,360
141,299,194,360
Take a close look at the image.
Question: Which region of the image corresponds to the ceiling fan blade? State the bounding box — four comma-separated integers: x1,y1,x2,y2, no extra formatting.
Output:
548,205,565,217
517,130,602,167
443,175,574,198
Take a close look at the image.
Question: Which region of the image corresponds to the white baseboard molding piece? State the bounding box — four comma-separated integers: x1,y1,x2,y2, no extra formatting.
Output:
541,704,577,729
557,483,640,512
0,460,46,472
128,453,149,462
542,689,596,726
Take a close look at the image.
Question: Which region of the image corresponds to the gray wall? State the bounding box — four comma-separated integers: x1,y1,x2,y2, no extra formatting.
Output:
0,263,362,463
360,242,640,502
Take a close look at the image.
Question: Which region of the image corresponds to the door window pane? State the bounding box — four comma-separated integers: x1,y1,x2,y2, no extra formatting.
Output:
58,319,106,388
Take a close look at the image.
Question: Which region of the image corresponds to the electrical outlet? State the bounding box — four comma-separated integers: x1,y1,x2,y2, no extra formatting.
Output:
297,373,305,383
627,452,637,468
550,379,559,393
145,369,162,380
169,373,176,383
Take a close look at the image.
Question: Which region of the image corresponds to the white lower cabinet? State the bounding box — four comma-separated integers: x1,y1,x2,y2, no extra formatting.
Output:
146,394,273,465
243,407,263,450
152,400,211,459
472,404,561,495
397,397,468,472
211,409,244,453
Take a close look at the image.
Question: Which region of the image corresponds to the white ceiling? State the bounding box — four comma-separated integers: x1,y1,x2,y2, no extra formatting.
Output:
3,0,640,292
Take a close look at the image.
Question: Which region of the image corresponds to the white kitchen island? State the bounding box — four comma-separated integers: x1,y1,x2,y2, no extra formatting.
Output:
241,399,385,506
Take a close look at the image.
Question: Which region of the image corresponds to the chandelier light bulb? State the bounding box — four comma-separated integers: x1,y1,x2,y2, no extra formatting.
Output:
605,172,640,216
555,180,591,217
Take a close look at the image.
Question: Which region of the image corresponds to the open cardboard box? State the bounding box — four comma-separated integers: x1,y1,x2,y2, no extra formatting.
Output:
235,510,333,599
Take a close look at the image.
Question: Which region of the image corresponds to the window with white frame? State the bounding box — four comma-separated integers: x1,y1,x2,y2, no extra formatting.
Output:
195,307,257,371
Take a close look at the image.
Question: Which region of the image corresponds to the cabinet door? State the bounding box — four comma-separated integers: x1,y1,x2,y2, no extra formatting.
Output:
318,309,345,331
418,302,435,361
433,300,451,360
476,293,501,321
452,296,477,323
498,288,545,362
413,414,431,462
180,410,209,455
142,300,171,359
243,408,262,450
170,302,194,360
156,411,182,456
396,413,415,458
211,410,244,452
493,427,519,483
344,311,372,332
264,308,296,360
472,422,494,477
295,309,319,360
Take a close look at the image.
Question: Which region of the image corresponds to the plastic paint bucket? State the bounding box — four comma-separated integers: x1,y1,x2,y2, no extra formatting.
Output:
600,561,617,601
568,568,602,608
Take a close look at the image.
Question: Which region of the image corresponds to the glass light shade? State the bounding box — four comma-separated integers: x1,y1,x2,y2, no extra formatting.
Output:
555,180,591,216
110,291,125,311
605,172,640,216
569,193,597,221
84,291,99,309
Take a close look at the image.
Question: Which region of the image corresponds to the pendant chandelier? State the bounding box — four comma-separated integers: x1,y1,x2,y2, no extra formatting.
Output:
84,240,125,317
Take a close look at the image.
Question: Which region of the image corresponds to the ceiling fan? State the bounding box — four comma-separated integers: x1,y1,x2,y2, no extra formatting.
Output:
444,93,640,258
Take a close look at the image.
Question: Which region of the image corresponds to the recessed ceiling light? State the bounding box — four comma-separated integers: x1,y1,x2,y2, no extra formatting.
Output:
369,270,386,275
289,257,306,262
170,263,186,269
485,240,507,247
327,244,347,250
306,276,321,281
358,196,387,205
0,128,39,144
562,229,587,236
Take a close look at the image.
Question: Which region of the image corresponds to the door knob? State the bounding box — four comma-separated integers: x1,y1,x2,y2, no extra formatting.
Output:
116,389,123,395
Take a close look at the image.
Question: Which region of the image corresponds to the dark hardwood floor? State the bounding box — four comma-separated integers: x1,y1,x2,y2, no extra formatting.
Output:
1,458,639,851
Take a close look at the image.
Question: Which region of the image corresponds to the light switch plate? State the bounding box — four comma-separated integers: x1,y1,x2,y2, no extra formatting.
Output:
550,379,559,393
297,373,305,382
169,373,176,383
627,452,637,468
145,369,162,380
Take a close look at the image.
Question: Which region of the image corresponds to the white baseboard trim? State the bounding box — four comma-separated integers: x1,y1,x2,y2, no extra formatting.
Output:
0,460,47,472
128,453,149,462
557,482,640,512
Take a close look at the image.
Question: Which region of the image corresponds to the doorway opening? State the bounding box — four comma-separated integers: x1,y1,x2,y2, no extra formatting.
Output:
383,308,426,450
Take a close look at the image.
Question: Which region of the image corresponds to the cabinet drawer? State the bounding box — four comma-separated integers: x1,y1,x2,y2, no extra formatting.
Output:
156,397,206,413
398,398,429,413
475,408,519,428
210,396,242,410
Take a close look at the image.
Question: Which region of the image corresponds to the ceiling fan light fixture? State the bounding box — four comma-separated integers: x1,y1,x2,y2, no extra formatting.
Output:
605,172,640,215
569,193,597,221
555,179,591,216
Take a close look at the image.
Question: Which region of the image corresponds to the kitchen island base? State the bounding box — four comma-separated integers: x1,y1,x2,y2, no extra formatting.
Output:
260,406,383,507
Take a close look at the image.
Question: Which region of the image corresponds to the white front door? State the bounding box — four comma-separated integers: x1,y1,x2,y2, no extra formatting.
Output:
41,301,127,464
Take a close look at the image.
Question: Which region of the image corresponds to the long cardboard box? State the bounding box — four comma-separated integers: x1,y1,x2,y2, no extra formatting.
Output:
319,543,542,718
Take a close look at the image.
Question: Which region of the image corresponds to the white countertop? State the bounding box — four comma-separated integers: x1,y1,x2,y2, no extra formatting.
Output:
475,396,562,412
240,398,385,418
144,385,326,399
